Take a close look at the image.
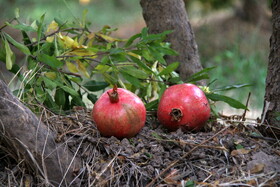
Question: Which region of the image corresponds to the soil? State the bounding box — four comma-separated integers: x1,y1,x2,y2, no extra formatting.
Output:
0,107,279,187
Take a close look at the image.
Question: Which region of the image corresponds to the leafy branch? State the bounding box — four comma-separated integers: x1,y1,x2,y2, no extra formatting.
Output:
0,12,249,114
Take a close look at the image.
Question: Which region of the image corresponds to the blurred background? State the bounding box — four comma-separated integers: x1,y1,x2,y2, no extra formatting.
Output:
0,0,271,118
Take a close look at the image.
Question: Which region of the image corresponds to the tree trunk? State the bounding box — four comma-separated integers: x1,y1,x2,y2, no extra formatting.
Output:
241,0,268,24
261,0,280,134
0,80,81,186
140,0,204,83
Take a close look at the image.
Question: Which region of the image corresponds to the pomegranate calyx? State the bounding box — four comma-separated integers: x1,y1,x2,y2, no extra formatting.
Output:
170,108,183,122
107,86,119,103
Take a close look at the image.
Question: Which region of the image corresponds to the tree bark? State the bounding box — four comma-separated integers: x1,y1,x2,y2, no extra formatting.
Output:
0,80,81,186
241,0,268,24
140,0,204,83
262,0,280,131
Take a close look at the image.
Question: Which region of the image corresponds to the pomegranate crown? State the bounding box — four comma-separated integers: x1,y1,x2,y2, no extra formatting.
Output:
107,85,119,103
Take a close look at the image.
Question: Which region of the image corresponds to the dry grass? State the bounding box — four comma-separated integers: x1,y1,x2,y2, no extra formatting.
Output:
0,107,279,186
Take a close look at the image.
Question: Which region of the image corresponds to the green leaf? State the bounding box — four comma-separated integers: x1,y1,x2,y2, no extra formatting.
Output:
185,180,195,187
58,84,79,97
54,17,68,29
42,76,57,90
141,27,148,38
109,48,124,55
0,43,6,62
129,56,153,73
169,77,182,84
43,76,78,97
213,84,252,92
141,30,173,43
141,49,154,61
206,93,248,110
145,99,158,110
5,22,36,32
82,9,88,27
21,30,32,46
43,91,63,114
148,46,166,64
158,84,167,98
54,88,66,107
27,56,37,69
87,94,98,104
235,144,244,150
4,38,14,70
157,45,178,56
4,33,31,55
83,80,109,91
71,96,86,107
14,8,20,18
125,33,141,47
120,66,148,79
142,34,163,43
160,30,173,37
121,71,143,88
34,86,46,103
38,54,64,69
186,67,216,82
158,62,180,76
37,13,46,48
151,132,162,139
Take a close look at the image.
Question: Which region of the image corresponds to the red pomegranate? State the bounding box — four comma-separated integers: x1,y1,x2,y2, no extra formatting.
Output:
92,86,146,138
157,83,210,131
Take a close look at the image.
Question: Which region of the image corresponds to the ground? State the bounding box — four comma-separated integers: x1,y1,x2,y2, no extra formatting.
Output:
0,107,279,186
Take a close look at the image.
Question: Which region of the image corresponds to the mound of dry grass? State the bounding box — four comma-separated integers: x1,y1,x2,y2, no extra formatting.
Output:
0,106,279,186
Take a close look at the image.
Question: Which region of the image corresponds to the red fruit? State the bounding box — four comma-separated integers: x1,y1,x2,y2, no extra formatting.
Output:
157,83,210,131
92,86,146,139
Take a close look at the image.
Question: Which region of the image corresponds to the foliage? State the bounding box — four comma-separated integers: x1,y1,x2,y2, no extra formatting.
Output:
0,12,248,114
0,12,180,113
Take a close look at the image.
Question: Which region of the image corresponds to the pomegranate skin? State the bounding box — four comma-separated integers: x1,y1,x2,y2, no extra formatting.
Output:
157,83,210,131
92,88,146,139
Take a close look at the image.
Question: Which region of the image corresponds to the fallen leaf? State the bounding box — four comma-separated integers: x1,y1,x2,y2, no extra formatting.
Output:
24,176,32,187
250,163,265,174
231,148,250,156
274,150,280,156
117,155,126,162
234,139,244,144
247,179,257,186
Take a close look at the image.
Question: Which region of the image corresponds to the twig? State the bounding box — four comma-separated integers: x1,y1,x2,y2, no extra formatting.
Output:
0,18,16,31
56,51,108,61
142,134,228,151
57,69,81,77
241,92,251,121
40,109,50,185
146,126,230,187
56,126,89,142
91,148,122,186
259,172,278,187
261,101,270,125
248,133,277,142
15,138,45,178
58,137,84,187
